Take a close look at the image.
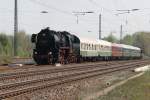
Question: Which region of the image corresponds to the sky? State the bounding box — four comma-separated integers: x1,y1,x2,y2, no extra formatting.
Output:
1,0,150,39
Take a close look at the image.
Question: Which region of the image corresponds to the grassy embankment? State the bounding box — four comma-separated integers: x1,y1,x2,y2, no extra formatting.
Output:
0,56,12,72
0,56,12,65
98,71,150,100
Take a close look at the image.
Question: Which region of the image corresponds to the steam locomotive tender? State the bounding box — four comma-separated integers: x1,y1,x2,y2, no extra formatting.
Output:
31,27,142,65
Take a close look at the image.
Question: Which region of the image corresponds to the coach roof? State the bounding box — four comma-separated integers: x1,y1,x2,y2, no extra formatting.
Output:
79,38,111,46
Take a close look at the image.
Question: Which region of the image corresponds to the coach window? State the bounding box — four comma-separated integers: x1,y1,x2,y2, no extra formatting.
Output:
84,43,86,50
101,45,103,50
93,45,95,50
106,46,109,50
96,45,98,50
86,44,87,50
83,43,85,50
105,46,107,50
92,44,93,50
104,46,106,50
90,44,91,50
86,44,88,50
82,43,84,50
93,44,94,50
87,44,89,50
95,45,97,50
89,44,91,50
81,43,83,50
93,45,94,50
103,46,105,50
99,45,101,50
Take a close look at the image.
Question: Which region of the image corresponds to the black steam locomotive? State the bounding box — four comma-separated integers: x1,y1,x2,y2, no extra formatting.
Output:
31,27,80,64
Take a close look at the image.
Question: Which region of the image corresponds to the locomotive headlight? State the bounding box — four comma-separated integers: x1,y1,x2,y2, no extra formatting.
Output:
48,52,52,55
34,51,37,54
42,34,46,36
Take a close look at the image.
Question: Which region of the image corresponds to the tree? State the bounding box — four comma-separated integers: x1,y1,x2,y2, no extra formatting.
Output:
0,33,12,56
122,34,133,45
103,33,118,43
103,32,150,57
132,32,150,56
17,30,32,57
0,31,32,57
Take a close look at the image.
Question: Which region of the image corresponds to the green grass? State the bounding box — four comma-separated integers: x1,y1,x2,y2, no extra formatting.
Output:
97,71,150,100
0,55,12,65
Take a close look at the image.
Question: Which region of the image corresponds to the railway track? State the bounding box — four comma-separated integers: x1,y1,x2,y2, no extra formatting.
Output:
7,59,144,71
0,60,149,99
2,59,146,75
0,59,147,82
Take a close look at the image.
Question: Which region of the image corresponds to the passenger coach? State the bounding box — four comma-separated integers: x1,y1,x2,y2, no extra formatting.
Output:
80,38,112,61
121,44,141,59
